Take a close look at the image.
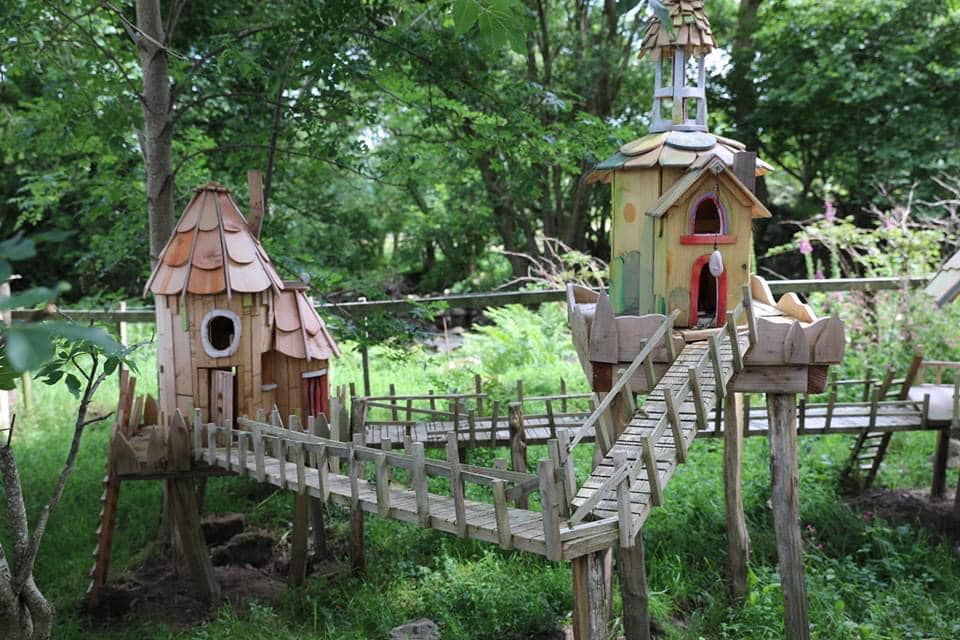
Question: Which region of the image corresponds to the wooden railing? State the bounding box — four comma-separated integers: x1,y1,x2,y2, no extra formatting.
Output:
187,408,611,560
566,290,754,534
10,276,927,324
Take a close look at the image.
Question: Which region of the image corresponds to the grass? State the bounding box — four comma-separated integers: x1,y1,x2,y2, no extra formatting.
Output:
3,305,960,639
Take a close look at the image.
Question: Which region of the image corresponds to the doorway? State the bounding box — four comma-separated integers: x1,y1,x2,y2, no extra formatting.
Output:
689,254,727,328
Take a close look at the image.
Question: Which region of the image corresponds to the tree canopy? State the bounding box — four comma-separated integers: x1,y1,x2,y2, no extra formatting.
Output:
1,0,958,301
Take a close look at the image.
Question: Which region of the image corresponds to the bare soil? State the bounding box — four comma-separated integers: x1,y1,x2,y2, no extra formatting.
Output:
847,487,960,543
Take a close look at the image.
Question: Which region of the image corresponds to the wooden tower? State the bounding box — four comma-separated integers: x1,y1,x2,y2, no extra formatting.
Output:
587,0,774,328
144,182,340,429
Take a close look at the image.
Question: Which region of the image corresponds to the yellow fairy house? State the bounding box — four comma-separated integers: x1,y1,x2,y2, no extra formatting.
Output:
144,182,340,429
586,0,773,328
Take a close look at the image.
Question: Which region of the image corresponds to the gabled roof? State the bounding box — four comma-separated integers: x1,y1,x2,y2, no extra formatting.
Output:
925,250,960,307
639,0,715,61
145,183,284,297
647,154,772,219
273,285,341,362
586,130,773,184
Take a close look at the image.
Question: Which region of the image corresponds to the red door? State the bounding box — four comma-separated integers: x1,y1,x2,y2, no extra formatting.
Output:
304,373,329,421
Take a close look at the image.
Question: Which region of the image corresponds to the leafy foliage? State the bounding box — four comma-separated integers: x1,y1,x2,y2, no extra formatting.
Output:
0,232,122,388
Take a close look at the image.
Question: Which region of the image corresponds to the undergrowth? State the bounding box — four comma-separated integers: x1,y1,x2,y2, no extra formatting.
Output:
3,304,960,639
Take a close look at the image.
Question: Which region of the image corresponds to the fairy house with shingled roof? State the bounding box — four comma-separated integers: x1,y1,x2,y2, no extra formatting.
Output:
144,182,340,430
587,0,773,328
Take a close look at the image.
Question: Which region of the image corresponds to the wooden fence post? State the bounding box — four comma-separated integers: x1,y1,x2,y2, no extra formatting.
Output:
767,393,810,640
508,402,528,509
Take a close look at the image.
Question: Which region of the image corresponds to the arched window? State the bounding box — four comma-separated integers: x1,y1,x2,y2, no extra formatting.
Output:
200,309,241,358
690,193,725,235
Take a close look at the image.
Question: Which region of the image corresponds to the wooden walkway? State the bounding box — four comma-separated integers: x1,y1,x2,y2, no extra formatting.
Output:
193,415,620,561
570,330,751,534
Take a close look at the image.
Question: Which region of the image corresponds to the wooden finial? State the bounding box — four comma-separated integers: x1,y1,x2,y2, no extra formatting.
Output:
247,170,265,239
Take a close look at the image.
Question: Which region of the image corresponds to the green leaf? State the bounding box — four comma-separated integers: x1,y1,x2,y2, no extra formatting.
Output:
0,234,36,261
43,321,123,357
32,230,74,244
104,357,118,376
0,352,19,391
65,373,82,399
4,325,56,372
0,287,60,311
453,0,480,35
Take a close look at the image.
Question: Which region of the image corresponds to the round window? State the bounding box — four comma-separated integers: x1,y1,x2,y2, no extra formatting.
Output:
200,309,241,358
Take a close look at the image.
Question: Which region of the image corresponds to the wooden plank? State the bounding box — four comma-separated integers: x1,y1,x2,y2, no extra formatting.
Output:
492,479,512,550
375,452,391,517
641,437,662,506
539,458,562,561
589,291,619,364
663,384,686,463
688,367,708,430
412,442,430,526
614,452,632,548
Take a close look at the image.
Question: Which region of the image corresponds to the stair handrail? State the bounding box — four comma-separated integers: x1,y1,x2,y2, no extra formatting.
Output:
566,309,681,454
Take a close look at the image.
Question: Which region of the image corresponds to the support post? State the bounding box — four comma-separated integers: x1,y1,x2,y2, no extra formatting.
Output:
931,427,950,500
766,393,810,640
508,402,529,509
169,478,220,604
571,550,613,640
723,390,750,600
618,534,650,640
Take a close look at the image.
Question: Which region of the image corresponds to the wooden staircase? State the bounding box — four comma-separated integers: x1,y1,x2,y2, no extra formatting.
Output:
841,361,918,489
567,317,752,541
85,370,135,610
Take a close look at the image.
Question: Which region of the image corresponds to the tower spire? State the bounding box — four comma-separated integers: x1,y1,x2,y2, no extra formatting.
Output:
640,1,715,133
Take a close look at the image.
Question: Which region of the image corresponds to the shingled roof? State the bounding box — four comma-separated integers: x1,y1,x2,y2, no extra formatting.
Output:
639,0,715,60
274,285,341,362
926,250,960,307
586,130,773,184
145,183,284,296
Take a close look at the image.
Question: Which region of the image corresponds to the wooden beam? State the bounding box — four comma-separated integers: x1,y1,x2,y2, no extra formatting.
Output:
169,478,220,604
618,532,651,640
723,391,750,600
766,393,810,640
571,550,612,640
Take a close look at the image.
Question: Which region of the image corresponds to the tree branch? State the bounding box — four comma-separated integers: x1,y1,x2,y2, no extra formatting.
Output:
12,352,108,595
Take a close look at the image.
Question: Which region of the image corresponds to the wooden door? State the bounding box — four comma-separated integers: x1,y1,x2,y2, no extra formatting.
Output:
210,369,236,428
304,373,329,421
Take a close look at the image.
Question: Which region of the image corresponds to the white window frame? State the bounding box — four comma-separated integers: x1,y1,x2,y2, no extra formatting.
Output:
200,309,242,358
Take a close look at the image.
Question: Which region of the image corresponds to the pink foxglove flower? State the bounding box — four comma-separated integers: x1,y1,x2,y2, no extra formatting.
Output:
824,201,836,222
799,238,813,255
815,269,824,280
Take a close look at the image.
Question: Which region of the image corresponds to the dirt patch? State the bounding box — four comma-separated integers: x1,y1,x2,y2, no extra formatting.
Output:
87,555,287,627
86,512,342,628
847,488,960,542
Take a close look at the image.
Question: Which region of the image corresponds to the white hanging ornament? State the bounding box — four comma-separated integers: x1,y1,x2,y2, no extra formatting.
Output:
709,249,724,277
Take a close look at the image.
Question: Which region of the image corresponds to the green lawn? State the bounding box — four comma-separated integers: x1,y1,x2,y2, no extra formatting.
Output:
4,309,960,639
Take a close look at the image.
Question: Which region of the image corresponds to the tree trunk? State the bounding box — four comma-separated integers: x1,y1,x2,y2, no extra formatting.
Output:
136,0,175,268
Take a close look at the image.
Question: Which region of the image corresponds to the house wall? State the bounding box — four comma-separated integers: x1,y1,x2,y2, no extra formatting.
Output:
657,173,754,327
609,168,661,315
267,352,328,424
155,292,276,426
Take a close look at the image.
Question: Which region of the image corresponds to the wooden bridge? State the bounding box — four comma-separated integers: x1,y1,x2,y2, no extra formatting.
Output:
190,309,753,560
